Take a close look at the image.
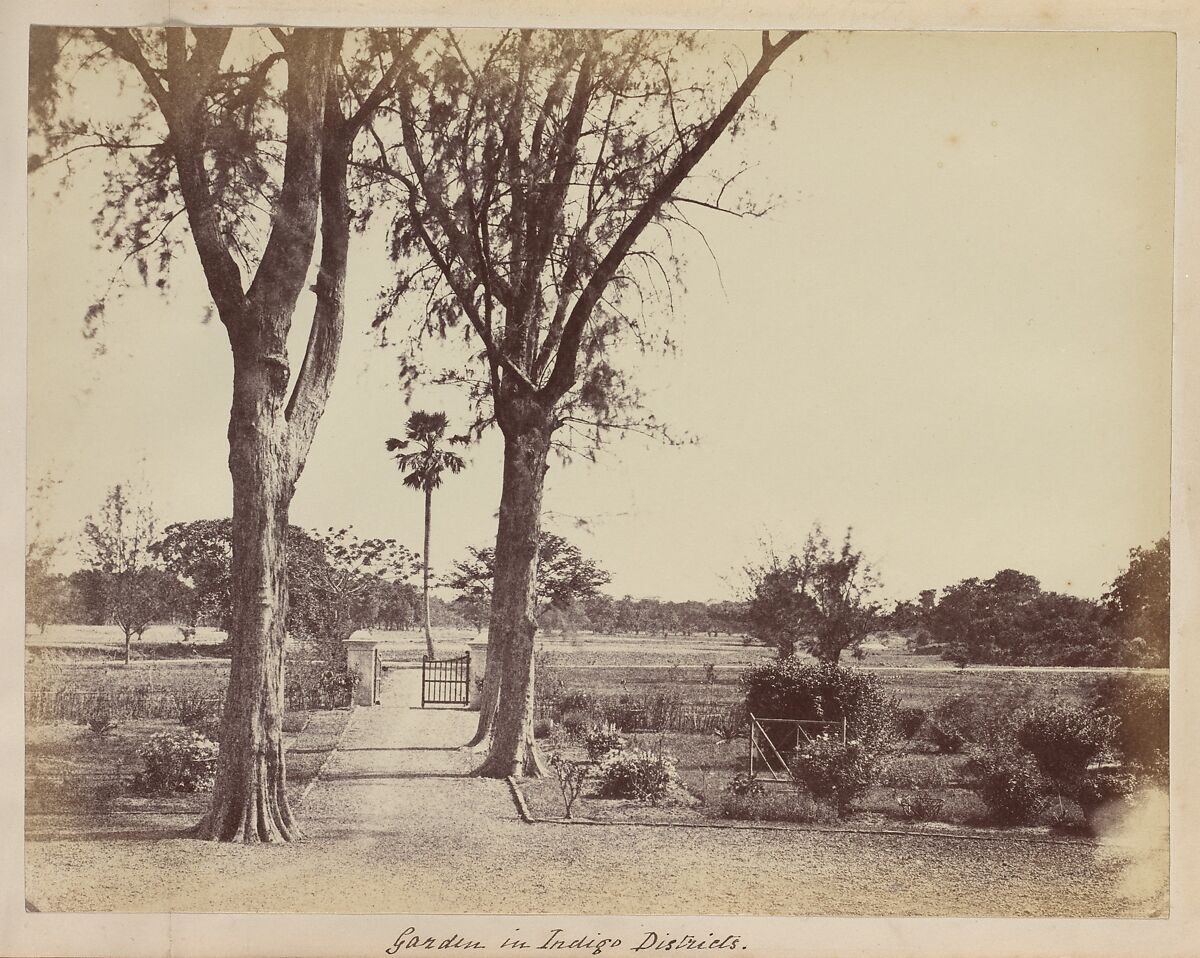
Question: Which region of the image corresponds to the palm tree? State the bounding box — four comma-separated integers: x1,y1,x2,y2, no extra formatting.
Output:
386,411,468,658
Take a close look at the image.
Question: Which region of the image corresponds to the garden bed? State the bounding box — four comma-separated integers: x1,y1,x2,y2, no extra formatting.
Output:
25,707,354,829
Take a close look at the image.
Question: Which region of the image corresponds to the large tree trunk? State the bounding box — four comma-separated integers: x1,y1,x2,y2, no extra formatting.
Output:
195,349,301,843
472,396,552,778
423,485,435,658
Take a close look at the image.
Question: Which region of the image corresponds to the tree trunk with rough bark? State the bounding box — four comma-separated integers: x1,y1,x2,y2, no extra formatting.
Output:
195,346,300,842
472,394,552,778
423,485,435,659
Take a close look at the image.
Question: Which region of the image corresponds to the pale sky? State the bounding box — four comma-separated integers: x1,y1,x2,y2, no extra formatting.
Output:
26,30,1174,604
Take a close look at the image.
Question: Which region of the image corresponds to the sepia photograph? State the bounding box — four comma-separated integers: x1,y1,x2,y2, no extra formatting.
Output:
5,1,1199,955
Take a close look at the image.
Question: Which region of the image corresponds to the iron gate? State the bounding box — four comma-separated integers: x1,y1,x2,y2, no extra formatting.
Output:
421,653,471,707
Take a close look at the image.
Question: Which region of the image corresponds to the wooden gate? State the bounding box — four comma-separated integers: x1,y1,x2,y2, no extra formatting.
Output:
748,713,846,783
421,653,471,707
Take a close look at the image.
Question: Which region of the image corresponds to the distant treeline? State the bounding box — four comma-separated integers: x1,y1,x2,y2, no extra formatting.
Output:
883,541,1168,669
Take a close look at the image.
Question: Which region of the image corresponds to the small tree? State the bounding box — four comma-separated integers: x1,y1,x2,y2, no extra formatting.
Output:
745,525,880,663
386,411,469,658
81,484,163,664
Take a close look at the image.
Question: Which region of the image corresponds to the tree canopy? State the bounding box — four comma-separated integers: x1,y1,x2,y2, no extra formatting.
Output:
744,526,880,663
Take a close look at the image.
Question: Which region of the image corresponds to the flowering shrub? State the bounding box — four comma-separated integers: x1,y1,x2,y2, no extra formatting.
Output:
596,749,680,803
967,748,1045,825
725,773,765,798
582,726,626,762
317,667,359,709
789,737,879,815
132,730,218,793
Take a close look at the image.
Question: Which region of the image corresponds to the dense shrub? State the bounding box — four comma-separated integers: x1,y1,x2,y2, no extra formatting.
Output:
896,791,946,822
877,754,952,789
741,660,893,745
718,790,836,824
1089,677,1168,777
85,712,116,736
285,664,359,710
892,706,926,740
533,718,555,739
724,773,764,798
924,694,1017,754
131,730,218,793
559,710,591,739
789,738,879,816
1074,768,1139,830
967,749,1045,825
1016,703,1113,787
595,749,679,803
555,689,596,715
583,726,626,761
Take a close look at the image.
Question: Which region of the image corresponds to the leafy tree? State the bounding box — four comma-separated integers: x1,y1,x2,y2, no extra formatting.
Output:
745,526,880,663
31,26,429,841
924,571,1116,666
1103,537,1169,667
386,411,469,658
153,517,416,659
81,484,164,663
369,29,805,774
446,533,611,623
290,527,419,665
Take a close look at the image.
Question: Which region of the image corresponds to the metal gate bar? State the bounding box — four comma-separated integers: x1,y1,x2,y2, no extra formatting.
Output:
421,653,471,707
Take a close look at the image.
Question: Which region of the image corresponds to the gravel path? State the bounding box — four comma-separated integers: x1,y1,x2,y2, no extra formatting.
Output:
25,669,1166,916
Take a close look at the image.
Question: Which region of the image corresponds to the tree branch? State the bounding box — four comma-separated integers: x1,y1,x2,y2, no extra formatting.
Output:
540,30,806,402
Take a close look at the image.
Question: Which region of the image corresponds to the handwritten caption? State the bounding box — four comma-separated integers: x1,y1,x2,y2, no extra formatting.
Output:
386,926,747,956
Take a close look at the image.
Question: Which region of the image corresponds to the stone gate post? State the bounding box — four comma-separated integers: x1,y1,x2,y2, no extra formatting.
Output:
344,636,382,706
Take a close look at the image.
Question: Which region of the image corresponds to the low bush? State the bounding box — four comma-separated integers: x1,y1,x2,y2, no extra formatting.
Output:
895,790,946,822
967,748,1045,825
1016,703,1113,788
718,790,836,824
741,660,893,746
559,710,591,739
1089,677,1168,779
548,752,592,819
85,713,116,736
789,738,879,816
924,694,1016,754
533,719,555,739
1074,768,1138,830
317,667,358,709
724,773,765,798
877,754,952,789
555,689,596,715
595,749,680,803
131,730,219,793
893,706,926,740
583,726,626,761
